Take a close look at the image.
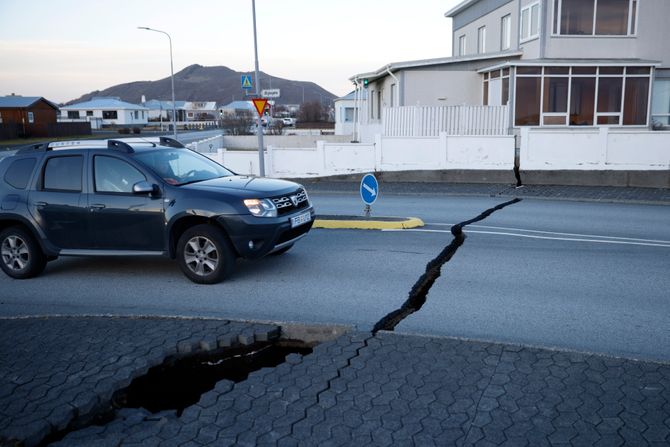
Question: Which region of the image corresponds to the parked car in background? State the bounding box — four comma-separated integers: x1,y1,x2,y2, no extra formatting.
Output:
0,137,314,284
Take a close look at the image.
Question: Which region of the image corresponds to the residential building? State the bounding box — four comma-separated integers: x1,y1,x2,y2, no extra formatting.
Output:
142,99,187,123
0,95,81,139
348,0,669,185
61,97,148,128
334,90,367,136
219,101,256,117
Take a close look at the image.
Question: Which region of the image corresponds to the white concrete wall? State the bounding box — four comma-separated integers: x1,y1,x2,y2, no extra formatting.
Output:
207,133,514,178
222,135,351,150
521,128,670,170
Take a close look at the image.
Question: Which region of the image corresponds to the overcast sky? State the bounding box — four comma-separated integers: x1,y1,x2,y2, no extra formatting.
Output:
0,0,461,103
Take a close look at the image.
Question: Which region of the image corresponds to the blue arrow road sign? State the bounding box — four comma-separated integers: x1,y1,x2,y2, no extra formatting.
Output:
241,75,253,90
360,173,379,205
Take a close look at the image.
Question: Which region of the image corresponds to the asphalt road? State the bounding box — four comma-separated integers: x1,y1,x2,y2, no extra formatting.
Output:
1,193,669,362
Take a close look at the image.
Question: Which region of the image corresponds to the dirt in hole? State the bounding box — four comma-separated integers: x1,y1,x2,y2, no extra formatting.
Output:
112,340,313,416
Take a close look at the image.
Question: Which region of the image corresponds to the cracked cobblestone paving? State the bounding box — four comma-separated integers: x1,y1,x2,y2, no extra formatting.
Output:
2,317,669,446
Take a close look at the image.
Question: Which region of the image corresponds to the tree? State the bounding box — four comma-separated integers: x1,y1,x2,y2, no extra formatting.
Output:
220,111,254,135
298,101,326,123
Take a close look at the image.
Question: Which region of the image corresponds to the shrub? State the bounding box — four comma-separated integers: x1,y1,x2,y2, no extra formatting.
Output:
117,127,131,134
132,127,141,134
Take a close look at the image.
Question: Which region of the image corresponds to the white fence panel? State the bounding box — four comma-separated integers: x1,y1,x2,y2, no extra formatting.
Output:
384,105,509,137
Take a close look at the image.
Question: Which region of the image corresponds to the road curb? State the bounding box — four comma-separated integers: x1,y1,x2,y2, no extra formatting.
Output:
313,215,424,230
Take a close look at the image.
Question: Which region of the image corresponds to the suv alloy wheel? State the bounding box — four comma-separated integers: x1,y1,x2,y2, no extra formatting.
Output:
176,224,235,284
0,226,46,279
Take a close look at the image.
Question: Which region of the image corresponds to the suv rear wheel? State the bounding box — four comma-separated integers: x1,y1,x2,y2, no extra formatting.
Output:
176,224,235,284
0,226,47,279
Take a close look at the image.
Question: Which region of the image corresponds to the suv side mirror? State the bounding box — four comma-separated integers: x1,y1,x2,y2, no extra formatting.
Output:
133,181,160,196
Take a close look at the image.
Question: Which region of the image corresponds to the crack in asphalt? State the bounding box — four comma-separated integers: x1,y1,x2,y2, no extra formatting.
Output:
372,198,522,334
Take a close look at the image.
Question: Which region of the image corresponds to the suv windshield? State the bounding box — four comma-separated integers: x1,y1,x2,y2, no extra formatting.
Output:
133,149,233,186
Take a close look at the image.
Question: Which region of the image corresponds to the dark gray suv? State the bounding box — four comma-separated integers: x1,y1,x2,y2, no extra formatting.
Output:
0,137,314,284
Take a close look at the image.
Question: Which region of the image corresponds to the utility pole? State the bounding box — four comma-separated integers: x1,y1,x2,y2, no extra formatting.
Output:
252,0,266,177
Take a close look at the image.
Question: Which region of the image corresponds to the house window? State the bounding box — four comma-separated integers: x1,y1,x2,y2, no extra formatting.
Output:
514,66,651,126
86,111,93,117
377,90,382,120
102,111,118,119
28,112,34,123
555,0,637,36
458,35,466,56
651,78,670,127
67,111,80,119
134,111,139,119
477,26,486,53
344,107,354,122
521,2,540,41
501,15,511,50
0,112,4,124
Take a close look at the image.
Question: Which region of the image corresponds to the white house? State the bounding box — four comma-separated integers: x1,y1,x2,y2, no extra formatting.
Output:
61,97,148,128
219,101,256,117
349,0,670,186
334,90,367,137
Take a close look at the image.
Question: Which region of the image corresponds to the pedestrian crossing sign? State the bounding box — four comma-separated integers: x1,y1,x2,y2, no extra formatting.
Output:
241,75,253,90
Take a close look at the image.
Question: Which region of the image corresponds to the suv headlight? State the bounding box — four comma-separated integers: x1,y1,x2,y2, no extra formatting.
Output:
244,198,277,217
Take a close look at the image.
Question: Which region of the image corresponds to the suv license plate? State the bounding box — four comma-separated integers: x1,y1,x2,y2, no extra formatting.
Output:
290,211,311,228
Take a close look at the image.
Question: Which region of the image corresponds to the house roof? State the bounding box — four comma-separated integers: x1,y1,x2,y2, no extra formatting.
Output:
142,99,188,110
350,50,523,83
62,97,148,111
335,90,367,102
478,58,663,72
0,96,59,110
221,101,255,110
444,0,479,17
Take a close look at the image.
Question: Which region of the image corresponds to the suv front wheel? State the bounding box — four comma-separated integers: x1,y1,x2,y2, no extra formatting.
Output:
176,224,235,284
0,226,47,279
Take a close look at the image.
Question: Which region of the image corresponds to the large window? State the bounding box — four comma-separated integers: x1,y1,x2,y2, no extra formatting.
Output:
102,110,118,119
483,69,511,107
554,0,638,36
514,66,651,126
521,2,540,41
458,35,466,56
501,15,511,50
67,111,80,119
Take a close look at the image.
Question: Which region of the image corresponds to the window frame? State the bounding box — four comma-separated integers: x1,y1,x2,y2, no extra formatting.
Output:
27,112,34,123
520,2,541,43
458,35,466,56
551,0,639,37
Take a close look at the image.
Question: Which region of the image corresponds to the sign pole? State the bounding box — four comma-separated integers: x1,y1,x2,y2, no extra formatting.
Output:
252,0,266,177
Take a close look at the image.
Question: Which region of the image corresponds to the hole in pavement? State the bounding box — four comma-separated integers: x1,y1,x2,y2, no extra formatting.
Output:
112,340,313,416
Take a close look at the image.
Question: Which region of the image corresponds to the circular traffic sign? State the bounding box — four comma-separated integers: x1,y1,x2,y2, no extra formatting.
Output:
360,173,379,206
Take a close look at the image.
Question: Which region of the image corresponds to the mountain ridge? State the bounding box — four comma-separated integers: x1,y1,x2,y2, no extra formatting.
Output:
66,64,338,106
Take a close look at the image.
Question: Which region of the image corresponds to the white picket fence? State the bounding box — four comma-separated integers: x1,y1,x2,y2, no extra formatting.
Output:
384,105,509,137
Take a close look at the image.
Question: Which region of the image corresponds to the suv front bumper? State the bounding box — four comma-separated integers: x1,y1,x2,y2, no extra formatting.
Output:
218,207,315,259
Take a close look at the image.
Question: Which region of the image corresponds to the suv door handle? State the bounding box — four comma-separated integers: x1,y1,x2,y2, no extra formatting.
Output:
90,203,106,211
34,201,47,207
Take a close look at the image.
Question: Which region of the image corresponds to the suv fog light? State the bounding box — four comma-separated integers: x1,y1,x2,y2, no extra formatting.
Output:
248,240,255,249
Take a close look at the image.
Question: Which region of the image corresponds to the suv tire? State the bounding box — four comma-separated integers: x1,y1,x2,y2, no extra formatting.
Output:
0,226,47,279
176,224,235,284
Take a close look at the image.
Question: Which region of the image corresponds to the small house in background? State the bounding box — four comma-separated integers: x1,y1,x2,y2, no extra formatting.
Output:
142,99,187,123
219,101,256,117
0,95,60,139
60,97,148,129
334,90,366,137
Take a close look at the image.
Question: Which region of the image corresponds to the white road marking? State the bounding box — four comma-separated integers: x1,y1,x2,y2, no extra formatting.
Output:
383,228,670,248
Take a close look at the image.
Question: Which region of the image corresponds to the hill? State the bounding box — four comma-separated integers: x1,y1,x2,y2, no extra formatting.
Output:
66,64,337,106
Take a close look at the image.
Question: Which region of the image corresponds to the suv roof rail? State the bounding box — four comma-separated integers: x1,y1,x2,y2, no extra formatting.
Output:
16,143,50,153
107,140,134,153
159,137,185,148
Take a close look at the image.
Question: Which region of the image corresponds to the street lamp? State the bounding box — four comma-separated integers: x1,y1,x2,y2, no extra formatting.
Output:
138,26,177,140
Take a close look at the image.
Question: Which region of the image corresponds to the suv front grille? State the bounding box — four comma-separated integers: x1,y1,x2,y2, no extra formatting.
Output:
272,189,309,215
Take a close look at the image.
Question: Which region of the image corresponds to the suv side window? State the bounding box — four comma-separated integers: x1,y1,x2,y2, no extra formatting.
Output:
94,156,146,193
43,156,83,192
4,158,37,190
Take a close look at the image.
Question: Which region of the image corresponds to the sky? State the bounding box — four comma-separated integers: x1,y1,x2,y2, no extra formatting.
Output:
0,0,461,103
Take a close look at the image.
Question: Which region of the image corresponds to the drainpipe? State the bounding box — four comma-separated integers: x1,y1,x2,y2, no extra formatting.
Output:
385,67,399,107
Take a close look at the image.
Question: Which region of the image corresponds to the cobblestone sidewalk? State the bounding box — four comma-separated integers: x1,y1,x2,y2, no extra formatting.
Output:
2,317,669,446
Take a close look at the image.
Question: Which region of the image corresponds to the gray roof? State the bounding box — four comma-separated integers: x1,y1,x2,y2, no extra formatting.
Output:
335,90,367,102
143,99,188,110
0,96,59,109
444,0,480,17
350,50,523,83
479,58,662,72
62,97,148,111
221,101,255,110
